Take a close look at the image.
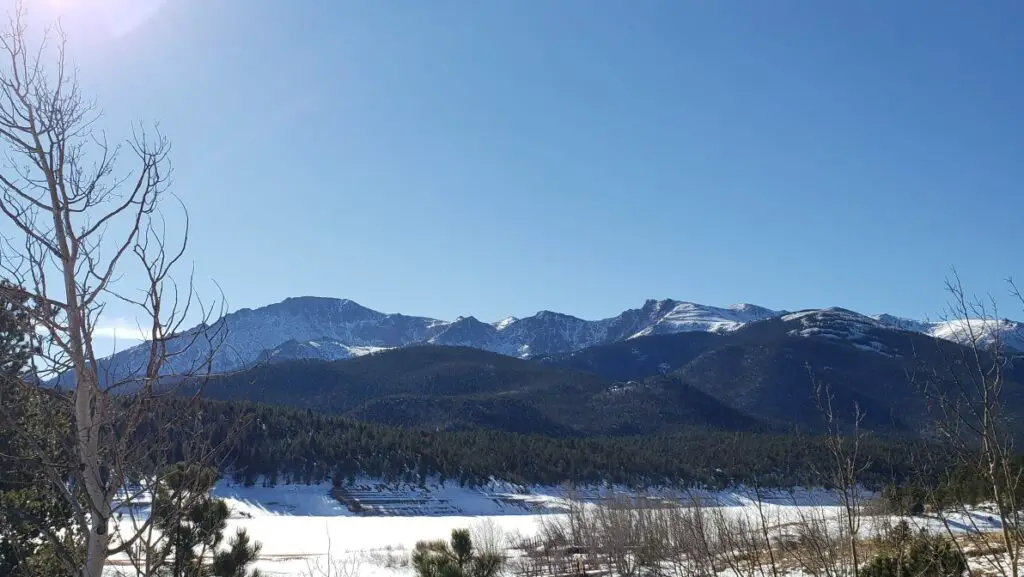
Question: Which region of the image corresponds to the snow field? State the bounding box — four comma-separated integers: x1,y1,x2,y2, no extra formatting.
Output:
105,479,1011,577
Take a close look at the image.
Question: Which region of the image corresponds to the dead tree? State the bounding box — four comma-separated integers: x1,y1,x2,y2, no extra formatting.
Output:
749,480,781,577
913,273,1024,577
810,373,870,577
0,3,225,576
785,502,851,577
678,491,723,577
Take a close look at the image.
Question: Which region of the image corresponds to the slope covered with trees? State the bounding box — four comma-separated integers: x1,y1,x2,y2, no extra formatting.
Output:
170,397,943,490
195,311,1024,441
196,345,765,436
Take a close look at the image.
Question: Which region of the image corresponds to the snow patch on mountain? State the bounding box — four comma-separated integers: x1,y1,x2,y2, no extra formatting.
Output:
629,301,779,338
783,308,879,338
261,339,390,363
493,316,518,330
782,308,900,357
870,314,935,335
929,318,1024,352
872,314,1024,352
781,308,1024,357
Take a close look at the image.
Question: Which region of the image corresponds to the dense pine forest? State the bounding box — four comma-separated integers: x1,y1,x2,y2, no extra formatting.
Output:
163,397,945,490
3,373,949,494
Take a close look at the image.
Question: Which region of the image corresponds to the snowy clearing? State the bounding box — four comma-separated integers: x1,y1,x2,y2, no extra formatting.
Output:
103,479,1010,577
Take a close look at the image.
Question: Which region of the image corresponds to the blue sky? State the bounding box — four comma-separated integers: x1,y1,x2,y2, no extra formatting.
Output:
31,0,1024,345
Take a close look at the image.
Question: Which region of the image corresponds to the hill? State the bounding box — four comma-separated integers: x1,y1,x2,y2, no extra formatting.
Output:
543,307,1024,437
198,345,763,436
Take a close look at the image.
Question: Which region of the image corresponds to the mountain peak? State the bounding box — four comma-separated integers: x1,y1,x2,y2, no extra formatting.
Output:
534,310,573,320
641,298,680,313
493,316,518,330
728,303,778,316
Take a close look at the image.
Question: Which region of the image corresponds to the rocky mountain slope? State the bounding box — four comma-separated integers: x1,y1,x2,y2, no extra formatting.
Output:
91,296,1023,384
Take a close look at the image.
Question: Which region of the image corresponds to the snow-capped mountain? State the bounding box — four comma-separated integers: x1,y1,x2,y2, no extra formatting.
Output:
89,296,1023,383
781,308,903,357
251,298,781,361
872,313,1024,352
772,307,1024,357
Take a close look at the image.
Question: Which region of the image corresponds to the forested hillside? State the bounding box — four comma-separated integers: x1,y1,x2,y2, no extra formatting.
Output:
166,398,943,490
194,312,1024,440
196,346,765,436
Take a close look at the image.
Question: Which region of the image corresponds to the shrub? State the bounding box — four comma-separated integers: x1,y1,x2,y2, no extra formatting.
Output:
862,526,966,577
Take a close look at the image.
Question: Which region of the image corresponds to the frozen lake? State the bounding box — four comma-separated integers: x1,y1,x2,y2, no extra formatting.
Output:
105,478,1004,577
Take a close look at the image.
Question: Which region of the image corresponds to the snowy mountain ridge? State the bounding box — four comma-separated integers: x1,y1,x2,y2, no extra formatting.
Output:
92,297,1024,382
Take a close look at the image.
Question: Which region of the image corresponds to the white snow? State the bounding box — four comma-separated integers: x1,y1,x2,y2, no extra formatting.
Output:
493,316,518,330
256,340,391,363
929,318,1024,350
344,345,390,357
629,301,779,339
781,308,900,357
104,480,1013,577
873,314,1024,351
214,479,565,518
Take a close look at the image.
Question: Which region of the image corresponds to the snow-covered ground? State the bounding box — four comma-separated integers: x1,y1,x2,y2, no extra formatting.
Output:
104,479,844,577
103,479,1010,577
107,479,564,577
215,478,568,518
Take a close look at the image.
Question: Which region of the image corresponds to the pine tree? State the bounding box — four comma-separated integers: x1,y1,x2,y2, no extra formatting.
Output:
412,529,503,577
211,529,262,577
0,282,78,576
151,463,261,577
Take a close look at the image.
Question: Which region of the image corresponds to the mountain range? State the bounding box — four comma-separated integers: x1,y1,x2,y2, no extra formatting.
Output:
193,305,1024,440
91,296,1024,382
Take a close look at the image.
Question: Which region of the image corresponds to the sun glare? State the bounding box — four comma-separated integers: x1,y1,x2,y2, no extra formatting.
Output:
39,0,166,39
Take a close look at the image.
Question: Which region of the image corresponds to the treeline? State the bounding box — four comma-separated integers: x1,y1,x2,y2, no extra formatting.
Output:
155,397,948,490
0,376,959,493
192,348,768,438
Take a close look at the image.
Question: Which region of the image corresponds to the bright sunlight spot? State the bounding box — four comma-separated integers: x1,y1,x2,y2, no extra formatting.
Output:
39,0,165,38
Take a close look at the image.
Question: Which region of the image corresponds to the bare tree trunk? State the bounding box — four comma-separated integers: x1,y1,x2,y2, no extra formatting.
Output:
0,3,225,576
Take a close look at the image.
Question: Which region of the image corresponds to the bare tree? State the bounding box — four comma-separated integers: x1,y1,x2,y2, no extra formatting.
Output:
592,496,637,577
663,497,707,577
714,509,768,577
678,492,723,577
471,518,509,560
913,273,1024,577
783,503,853,577
748,482,782,577
303,526,362,577
810,374,870,577
0,3,225,576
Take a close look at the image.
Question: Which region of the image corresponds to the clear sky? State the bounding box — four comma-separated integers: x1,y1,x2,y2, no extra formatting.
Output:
22,0,1024,346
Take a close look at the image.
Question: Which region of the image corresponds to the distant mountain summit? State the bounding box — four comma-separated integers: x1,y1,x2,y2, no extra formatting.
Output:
90,296,1023,382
